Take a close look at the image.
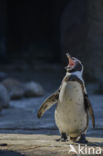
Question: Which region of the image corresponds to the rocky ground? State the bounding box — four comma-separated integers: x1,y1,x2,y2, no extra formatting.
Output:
0,134,103,156
0,64,102,155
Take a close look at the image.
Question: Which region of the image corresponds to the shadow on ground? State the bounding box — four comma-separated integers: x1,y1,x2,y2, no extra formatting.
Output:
0,150,25,156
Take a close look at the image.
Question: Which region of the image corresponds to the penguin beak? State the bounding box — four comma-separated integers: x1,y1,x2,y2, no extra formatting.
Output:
66,53,75,67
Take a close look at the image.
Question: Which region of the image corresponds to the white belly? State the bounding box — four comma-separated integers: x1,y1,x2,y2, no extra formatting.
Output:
55,81,88,137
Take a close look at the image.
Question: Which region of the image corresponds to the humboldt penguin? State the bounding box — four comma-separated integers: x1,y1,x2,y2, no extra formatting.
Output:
37,53,95,143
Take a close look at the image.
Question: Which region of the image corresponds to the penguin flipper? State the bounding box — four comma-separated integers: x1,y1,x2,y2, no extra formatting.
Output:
84,95,95,128
37,89,59,118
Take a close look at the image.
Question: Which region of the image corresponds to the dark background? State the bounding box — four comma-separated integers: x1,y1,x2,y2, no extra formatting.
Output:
0,0,103,86
0,0,68,62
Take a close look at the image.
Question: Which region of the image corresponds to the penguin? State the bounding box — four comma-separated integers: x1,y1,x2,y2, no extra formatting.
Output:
37,53,95,143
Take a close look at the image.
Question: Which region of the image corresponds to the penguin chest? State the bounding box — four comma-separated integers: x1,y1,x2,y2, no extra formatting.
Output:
55,81,87,137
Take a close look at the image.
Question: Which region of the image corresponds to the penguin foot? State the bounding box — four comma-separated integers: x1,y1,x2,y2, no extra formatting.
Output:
70,137,77,142
56,133,68,142
77,134,88,144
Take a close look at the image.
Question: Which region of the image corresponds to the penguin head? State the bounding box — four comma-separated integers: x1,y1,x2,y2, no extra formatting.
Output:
65,53,83,73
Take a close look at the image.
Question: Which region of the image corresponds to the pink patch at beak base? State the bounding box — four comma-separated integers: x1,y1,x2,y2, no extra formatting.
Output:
69,57,75,67
66,53,75,68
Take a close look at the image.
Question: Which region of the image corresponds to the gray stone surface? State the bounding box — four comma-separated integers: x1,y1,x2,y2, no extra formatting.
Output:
0,134,103,156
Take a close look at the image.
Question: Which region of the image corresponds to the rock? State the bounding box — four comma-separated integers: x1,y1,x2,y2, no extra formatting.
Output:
2,78,25,100
1,78,45,99
0,84,10,109
24,81,45,97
